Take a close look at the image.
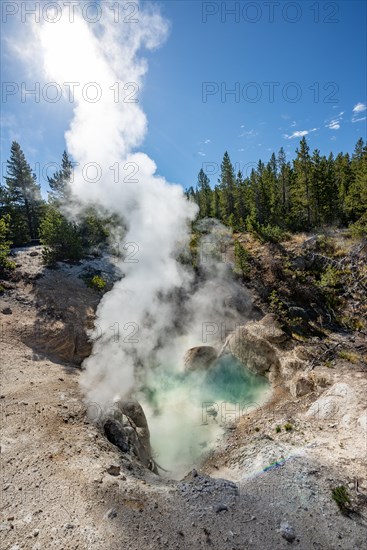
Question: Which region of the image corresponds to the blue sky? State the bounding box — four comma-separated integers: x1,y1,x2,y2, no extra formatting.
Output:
1,0,366,194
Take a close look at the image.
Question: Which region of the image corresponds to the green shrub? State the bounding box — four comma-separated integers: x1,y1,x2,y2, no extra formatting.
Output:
234,240,250,280
284,423,293,431
88,274,106,292
269,290,291,325
275,425,282,433
318,265,343,288
79,209,110,249
248,219,288,244
40,207,83,265
339,316,365,331
332,486,351,514
0,215,16,271
349,212,367,238
314,235,335,255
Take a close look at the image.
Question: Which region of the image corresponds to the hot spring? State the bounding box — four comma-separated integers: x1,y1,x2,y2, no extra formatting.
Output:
139,355,270,479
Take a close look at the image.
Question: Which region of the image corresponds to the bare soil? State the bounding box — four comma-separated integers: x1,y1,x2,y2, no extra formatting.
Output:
1,246,366,549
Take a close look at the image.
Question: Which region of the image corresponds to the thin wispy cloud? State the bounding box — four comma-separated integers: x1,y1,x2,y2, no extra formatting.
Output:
239,129,257,137
353,102,366,113
327,120,340,130
203,139,211,144
197,151,206,157
325,109,343,130
283,128,317,140
352,102,366,123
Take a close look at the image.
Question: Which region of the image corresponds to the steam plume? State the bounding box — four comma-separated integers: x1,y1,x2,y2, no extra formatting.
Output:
11,2,267,476
29,3,199,405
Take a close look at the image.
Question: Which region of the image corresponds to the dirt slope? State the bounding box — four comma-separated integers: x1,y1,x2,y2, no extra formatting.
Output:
1,247,366,549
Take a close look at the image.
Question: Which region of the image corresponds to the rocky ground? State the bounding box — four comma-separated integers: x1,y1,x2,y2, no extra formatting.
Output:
1,243,366,549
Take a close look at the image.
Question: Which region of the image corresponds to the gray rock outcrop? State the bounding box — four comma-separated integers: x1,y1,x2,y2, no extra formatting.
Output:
221,314,286,376
183,346,218,372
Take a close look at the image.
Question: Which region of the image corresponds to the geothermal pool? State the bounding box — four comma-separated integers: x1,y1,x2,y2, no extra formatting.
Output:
139,355,270,479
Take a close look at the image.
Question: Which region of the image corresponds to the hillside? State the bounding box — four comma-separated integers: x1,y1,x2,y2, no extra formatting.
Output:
1,233,366,549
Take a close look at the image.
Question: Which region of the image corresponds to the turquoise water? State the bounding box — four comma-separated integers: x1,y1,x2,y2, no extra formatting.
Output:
141,354,269,415
140,354,270,478
201,354,269,405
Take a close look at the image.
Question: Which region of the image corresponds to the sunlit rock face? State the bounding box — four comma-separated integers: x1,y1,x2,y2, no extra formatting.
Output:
183,346,218,372
222,315,287,376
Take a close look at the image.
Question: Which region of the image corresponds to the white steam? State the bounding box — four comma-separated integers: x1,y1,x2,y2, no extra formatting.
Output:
30,3,200,405
13,2,268,476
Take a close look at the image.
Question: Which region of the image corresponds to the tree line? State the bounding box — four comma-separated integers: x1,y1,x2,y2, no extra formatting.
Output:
186,137,367,240
0,141,110,268
1,136,366,274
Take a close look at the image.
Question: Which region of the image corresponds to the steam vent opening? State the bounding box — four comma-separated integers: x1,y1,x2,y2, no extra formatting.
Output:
139,354,270,480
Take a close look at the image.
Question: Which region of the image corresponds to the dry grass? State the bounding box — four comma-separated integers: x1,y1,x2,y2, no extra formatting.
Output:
338,350,360,364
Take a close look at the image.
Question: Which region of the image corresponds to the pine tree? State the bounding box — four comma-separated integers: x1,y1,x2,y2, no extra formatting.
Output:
211,187,221,220
277,147,291,225
188,137,366,235
197,169,212,218
292,137,312,230
334,153,353,224
234,171,250,229
48,150,73,204
234,240,249,281
347,139,367,221
218,152,236,222
249,160,272,226
5,141,43,241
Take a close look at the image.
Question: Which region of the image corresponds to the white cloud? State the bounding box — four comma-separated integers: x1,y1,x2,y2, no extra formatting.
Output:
330,136,337,141
284,128,317,140
352,103,366,122
238,148,245,152
197,151,206,157
325,111,342,129
291,121,296,127
327,121,340,130
353,102,366,113
204,139,211,144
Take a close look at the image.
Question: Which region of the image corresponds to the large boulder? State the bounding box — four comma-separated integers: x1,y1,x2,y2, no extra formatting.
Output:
305,383,356,421
290,374,315,397
184,346,218,372
222,314,286,376
25,316,94,365
248,313,288,345
106,399,157,472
